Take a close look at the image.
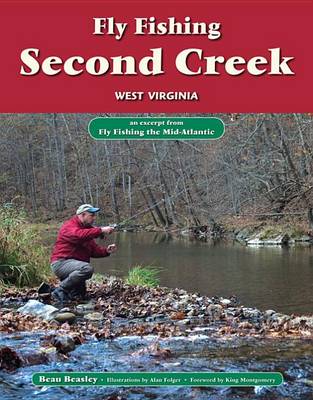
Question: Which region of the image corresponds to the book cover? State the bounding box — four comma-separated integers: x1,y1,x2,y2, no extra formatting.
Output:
0,1,312,399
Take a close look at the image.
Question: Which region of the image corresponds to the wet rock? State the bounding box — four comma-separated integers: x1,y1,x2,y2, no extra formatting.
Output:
131,342,172,359
299,379,313,387
179,294,190,303
290,316,313,329
242,308,262,320
176,319,190,326
264,309,276,318
2,276,313,341
267,313,291,328
238,321,253,330
76,302,95,315
247,233,289,246
84,312,104,321
53,312,76,324
22,352,50,366
0,346,22,371
187,310,195,317
52,335,76,354
220,298,232,306
0,308,12,313
17,300,58,321
235,227,253,241
254,386,270,395
145,314,167,323
59,307,71,313
224,307,238,317
289,235,312,243
206,304,223,319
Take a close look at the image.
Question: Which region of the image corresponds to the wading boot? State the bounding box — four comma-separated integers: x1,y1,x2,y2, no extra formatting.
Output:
68,282,89,301
51,287,70,305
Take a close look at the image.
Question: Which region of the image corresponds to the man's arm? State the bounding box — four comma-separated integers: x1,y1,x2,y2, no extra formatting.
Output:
86,240,111,258
61,226,114,244
61,226,103,243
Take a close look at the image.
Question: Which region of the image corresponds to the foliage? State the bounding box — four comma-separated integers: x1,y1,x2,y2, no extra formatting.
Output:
259,227,282,240
0,203,51,287
91,273,106,283
125,265,160,287
259,225,306,240
287,226,306,239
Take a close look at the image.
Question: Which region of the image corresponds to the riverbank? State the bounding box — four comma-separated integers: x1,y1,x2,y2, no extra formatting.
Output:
1,278,313,399
1,276,312,348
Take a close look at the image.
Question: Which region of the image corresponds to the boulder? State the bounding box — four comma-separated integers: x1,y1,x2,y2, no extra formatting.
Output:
267,313,291,328
220,298,232,306
206,304,223,319
0,346,22,371
289,316,313,329
84,312,105,321
53,312,76,324
264,309,276,318
242,307,262,320
17,300,58,320
289,235,312,244
76,302,95,314
52,335,76,354
247,234,289,246
235,224,265,241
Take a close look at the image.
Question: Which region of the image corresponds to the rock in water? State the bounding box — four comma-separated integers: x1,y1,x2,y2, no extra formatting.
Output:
220,298,232,306
76,302,95,314
0,346,22,371
54,312,76,324
84,312,104,321
247,234,289,246
52,336,76,354
17,300,58,320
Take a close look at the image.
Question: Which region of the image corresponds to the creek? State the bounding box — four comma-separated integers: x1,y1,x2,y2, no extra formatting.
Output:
94,232,313,315
1,232,313,399
1,331,312,399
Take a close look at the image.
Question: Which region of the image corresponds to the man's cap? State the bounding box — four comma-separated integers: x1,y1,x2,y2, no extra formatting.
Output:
76,204,100,215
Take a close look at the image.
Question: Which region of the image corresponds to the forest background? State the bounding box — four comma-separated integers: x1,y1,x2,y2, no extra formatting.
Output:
1,113,312,229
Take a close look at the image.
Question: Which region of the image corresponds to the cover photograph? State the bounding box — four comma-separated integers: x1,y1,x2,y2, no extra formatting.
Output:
0,1,312,399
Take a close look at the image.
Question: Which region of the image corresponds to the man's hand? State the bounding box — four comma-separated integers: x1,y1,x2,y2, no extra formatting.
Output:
101,226,115,234
107,244,117,254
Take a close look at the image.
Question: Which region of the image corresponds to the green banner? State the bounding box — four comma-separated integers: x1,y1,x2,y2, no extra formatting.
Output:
33,372,283,386
88,117,224,140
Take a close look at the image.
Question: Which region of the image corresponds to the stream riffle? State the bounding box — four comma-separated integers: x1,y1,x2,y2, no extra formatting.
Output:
1,331,312,400
1,277,312,400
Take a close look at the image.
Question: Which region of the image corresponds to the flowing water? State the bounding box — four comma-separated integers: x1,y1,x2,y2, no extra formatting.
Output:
0,332,312,400
94,232,313,315
1,232,313,399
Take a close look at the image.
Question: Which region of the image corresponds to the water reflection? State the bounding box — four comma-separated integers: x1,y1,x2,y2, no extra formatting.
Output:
94,232,313,315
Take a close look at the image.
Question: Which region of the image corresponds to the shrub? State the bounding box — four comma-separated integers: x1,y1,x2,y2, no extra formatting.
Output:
91,273,106,283
125,265,160,287
0,203,51,287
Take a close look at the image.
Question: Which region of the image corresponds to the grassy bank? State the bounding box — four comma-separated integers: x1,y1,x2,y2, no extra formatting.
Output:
0,204,51,289
221,214,309,236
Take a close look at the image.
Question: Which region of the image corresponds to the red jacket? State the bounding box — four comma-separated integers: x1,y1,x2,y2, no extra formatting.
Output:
50,215,110,263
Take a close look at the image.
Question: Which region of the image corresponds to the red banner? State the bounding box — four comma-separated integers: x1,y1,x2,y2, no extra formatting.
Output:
0,0,312,112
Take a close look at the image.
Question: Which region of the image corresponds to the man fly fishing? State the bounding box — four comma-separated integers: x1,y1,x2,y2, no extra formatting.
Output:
50,204,117,303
